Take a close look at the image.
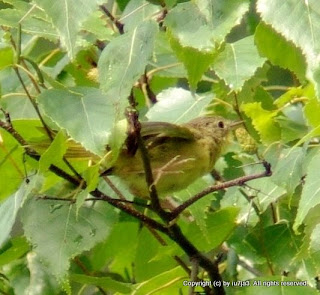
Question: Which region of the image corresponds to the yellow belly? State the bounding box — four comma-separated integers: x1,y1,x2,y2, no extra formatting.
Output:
113,137,218,198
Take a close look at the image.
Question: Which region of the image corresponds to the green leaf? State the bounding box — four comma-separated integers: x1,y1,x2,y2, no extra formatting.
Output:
187,207,240,252
257,0,320,97
245,223,300,273
146,87,213,123
173,177,216,239
82,164,100,192
310,223,320,255
277,117,309,143
70,274,132,293
165,0,249,50
150,32,186,78
37,87,115,156
33,0,104,58
222,178,285,226
254,22,306,81
121,0,160,30
93,222,139,275
242,102,281,143
272,147,305,195
21,199,118,280
169,34,216,90
133,266,186,295
0,237,29,267
0,8,58,41
0,129,25,200
294,153,320,232
134,227,176,281
0,46,13,70
304,94,320,128
98,21,158,103
39,130,67,173
212,36,266,91
0,187,24,246
0,94,38,119
82,11,114,41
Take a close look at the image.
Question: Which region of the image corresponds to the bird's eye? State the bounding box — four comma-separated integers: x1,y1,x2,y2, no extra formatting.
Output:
218,121,224,128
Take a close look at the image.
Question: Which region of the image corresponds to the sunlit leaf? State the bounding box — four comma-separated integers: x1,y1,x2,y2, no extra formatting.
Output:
272,147,305,195
213,36,266,91
169,34,216,90
33,0,105,58
146,87,213,123
255,22,306,81
120,0,160,30
257,0,320,97
37,87,114,156
0,46,14,70
98,20,158,104
242,102,281,143
165,0,249,50
0,129,25,200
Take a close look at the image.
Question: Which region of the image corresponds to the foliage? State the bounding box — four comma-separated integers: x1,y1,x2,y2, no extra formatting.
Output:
0,0,320,294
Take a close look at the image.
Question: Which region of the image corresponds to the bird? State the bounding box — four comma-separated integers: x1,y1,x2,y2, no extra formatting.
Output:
107,116,238,198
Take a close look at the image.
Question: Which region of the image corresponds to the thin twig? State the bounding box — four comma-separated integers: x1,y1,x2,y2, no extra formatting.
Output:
103,176,126,200
99,5,124,34
13,67,52,139
126,93,167,218
169,162,272,220
139,72,157,105
91,189,169,234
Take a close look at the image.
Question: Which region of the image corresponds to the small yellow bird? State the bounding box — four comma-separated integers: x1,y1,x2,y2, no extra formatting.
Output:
107,116,238,198
29,116,240,198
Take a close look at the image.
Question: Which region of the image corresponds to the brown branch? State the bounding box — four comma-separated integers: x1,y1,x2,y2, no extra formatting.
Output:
126,92,226,293
126,94,168,218
102,176,126,200
91,189,169,234
99,5,124,34
139,72,157,104
167,224,224,294
169,161,272,220
13,67,52,139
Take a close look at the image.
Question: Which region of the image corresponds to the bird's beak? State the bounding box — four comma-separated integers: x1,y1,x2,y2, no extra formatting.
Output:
229,120,244,129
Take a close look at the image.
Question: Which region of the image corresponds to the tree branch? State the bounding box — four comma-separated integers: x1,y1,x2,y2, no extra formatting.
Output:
126,92,226,294
99,5,124,34
169,161,272,220
126,93,170,219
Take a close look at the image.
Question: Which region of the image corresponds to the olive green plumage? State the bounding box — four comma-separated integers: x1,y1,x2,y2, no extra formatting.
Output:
111,116,233,198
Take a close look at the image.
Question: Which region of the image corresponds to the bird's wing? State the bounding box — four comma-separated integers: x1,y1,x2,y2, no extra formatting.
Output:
140,121,196,140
